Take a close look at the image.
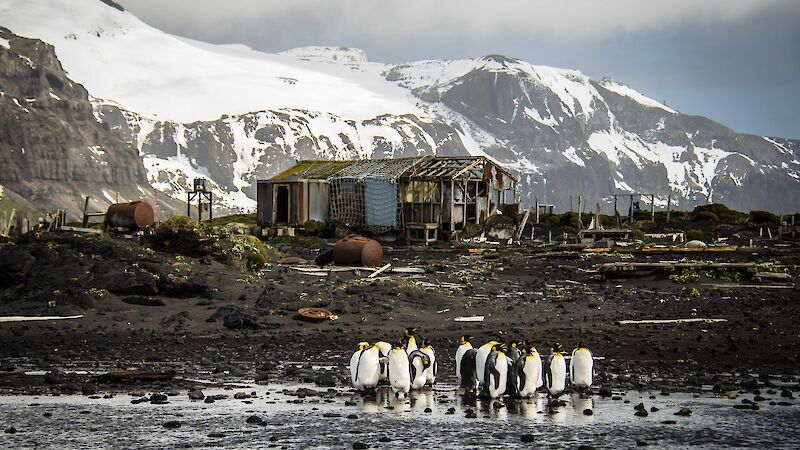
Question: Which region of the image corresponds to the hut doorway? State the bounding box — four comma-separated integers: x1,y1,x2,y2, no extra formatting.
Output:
275,185,289,223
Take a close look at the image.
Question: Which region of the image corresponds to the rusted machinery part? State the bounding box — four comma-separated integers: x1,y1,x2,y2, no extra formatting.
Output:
330,233,384,266
297,307,332,322
360,239,384,267
105,201,155,230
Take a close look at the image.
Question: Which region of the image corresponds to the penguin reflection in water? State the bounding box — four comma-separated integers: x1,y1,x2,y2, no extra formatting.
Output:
544,343,567,397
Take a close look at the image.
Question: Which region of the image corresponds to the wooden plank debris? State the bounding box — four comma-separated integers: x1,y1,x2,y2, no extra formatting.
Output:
616,318,727,325
709,284,794,290
59,226,103,234
368,263,392,278
0,315,84,323
454,316,485,322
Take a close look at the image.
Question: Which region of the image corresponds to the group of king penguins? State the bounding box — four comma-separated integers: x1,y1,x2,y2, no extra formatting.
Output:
350,328,437,398
456,336,594,400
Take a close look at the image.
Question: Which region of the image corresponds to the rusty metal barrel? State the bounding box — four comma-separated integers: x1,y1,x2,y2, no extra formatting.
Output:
105,201,155,230
315,233,384,267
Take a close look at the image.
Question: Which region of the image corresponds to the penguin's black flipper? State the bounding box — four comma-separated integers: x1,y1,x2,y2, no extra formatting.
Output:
491,364,502,391
433,360,437,378
409,362,417,382
517,359,527,394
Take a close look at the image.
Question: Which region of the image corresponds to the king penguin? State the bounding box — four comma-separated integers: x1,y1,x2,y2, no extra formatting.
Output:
355,343,382,391
387,341,411,397
570,342,594,389
374,341,392,384
516,344,543,398
480,344,509,399
408,349,431,390
544,343,567,396
419,338,436,386
459,348,479,391
349,341,370,388
475,340,499,388
455,335,474,384
403,327,418,354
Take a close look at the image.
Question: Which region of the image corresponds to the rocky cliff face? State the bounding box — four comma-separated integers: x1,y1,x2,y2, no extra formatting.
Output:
0,28,180,218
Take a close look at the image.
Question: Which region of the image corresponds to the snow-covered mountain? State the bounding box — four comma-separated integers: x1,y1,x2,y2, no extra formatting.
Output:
2,0,799,215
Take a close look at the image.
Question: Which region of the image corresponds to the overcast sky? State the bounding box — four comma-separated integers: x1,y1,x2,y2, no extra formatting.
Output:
117,0,800,138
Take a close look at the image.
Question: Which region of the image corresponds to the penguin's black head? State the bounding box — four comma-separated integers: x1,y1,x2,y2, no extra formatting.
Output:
393,341,404,350
356,341,370,350
422,338,431,348
404,327,417,335
552,342,563,352
460,335,474,343
577,342,587,349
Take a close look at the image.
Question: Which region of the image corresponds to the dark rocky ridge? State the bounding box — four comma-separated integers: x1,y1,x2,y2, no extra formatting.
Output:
0,27,181,217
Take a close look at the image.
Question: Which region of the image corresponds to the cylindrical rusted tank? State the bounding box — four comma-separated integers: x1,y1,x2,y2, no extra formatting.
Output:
315,233,384,267
333,234,384,267
105,201,155,230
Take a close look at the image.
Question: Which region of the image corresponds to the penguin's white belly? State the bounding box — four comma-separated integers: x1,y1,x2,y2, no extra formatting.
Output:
547,356,567,394
455,344,470,382
410,359,427,390
571,350,594,387
518,356,541,397
421,348,436,385
488,354,509,399
388,351,410,395
349,351,362,388
532,353,544,389
356,348,381,390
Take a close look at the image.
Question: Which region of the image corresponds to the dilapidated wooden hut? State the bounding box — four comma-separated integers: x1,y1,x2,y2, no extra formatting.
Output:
257,156,519,240
256,160,355,227
399,156,518,241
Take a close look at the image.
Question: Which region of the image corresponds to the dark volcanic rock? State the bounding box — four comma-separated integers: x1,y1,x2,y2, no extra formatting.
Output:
208,306,261,329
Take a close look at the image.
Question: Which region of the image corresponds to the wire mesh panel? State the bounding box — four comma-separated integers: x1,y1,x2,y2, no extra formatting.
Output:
364,179,398,228
327,158,423,233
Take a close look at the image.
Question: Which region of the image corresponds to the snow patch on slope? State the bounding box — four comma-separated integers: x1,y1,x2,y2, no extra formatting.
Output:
1,0,422,122
0,37,10,50
600,79,676,114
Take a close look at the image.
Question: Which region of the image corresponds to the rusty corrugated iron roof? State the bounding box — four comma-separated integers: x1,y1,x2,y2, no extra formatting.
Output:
269,160,357,181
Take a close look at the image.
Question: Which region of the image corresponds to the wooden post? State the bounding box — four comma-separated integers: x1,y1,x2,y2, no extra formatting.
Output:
629,195,634,225
650,194,655,222
82,196,90,228
569,196,573,213
793,215,796,238
666,195,671,223
779,215,784,239
577,195,583,230
613,194,618,216
535,196,539,224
